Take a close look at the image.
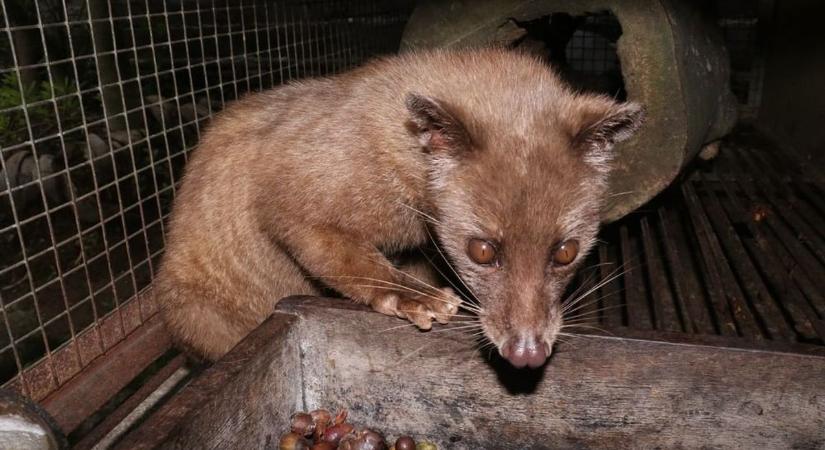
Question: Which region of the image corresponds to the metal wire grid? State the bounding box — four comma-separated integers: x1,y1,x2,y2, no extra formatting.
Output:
564,12,621,76
0,0,411,400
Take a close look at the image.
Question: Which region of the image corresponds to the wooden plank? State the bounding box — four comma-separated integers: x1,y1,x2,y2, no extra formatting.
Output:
72,354,187,450
114,312,301,450
123,298,825,449
284,298,825,449
40,313,172,433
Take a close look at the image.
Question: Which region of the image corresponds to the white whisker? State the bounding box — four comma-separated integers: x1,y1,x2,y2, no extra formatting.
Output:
422,225,481,303
563,303,625,321
426,324,485,334
563,287,626,317
561,264,630,314
397,201,442,225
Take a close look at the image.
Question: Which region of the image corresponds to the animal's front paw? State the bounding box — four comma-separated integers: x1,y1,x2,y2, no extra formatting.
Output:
422,286,462,324
370,287,463,330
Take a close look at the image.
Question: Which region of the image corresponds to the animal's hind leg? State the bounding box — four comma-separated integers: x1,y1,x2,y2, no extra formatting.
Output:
158,241,319,361
162,300,252,361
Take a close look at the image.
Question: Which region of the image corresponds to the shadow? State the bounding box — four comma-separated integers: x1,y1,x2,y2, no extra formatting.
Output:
482,351,551,395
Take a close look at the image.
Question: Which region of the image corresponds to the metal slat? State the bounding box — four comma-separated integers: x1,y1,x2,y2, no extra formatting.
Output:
723,151,825,319
639,216,682,332
682,181,761,338
619,224,652,329
730,148,825,283
745,148,825,262
597,244,624,327
695,176,797,341
711,176,825,342
656,206,716,335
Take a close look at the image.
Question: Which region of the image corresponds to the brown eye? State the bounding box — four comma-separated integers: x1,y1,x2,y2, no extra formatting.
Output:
552,240,579,265
468,239,497,265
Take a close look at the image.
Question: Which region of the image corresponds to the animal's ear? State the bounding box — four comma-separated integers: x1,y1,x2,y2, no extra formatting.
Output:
570,98,645,171
405,93,471,153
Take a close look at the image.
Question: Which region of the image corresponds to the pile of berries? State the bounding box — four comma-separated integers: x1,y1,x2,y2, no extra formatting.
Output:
279,409,437,450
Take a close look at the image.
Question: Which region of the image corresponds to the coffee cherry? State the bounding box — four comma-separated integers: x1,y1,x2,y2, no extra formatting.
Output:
310,443,335,450
338,435,357,450
338,430,387,450
395,436,416,450
359,429,387,450
278,432,310,450
320,422,354,444
290,412,315,437
310,409,331,427
310,409,331,441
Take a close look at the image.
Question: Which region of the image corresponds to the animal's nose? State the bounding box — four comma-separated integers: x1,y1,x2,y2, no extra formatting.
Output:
500,335,550,368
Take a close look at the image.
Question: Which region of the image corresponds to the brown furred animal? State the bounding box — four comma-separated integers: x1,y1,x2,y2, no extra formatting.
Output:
155,48,644,367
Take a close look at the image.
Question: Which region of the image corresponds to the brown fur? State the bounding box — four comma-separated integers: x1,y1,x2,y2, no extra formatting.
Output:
155,48,643,361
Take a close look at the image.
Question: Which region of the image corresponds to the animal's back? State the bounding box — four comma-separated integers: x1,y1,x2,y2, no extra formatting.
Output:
155,48,585,360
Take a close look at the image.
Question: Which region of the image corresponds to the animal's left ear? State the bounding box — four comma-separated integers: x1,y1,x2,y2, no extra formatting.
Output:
570,98,645,170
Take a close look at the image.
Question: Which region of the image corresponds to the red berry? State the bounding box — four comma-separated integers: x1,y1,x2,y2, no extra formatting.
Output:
394,436,416,450
278,432,310,450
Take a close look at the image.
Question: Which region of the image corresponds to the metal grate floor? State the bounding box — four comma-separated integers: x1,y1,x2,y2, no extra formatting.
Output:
570,127,825,345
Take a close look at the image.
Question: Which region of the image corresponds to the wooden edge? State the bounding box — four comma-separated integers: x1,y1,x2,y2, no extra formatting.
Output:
277,295,825,357
72,354,187,450
41,313,172,433
113,311,300,450
295,305,825,448
114,295,825,449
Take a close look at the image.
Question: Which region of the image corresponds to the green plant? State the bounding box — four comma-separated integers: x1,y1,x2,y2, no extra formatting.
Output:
0,72,35,145
0,72,86,147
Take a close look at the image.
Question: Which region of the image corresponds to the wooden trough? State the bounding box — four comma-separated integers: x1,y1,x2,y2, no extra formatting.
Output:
118,296,825,449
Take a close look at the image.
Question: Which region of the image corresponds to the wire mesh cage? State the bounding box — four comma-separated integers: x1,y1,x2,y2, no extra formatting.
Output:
0,0,412,402
0,1,822,448
0,0,785,406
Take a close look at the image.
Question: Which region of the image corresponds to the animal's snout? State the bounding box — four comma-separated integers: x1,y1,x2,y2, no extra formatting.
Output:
500,334,550,368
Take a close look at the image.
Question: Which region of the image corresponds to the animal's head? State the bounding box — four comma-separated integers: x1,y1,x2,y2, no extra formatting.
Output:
405,87,643,368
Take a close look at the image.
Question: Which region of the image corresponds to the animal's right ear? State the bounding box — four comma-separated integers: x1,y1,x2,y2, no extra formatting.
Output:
405,93,471,154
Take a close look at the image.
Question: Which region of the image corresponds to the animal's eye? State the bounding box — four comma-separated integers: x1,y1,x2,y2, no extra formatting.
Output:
552,240,579,266
467,238,498,265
